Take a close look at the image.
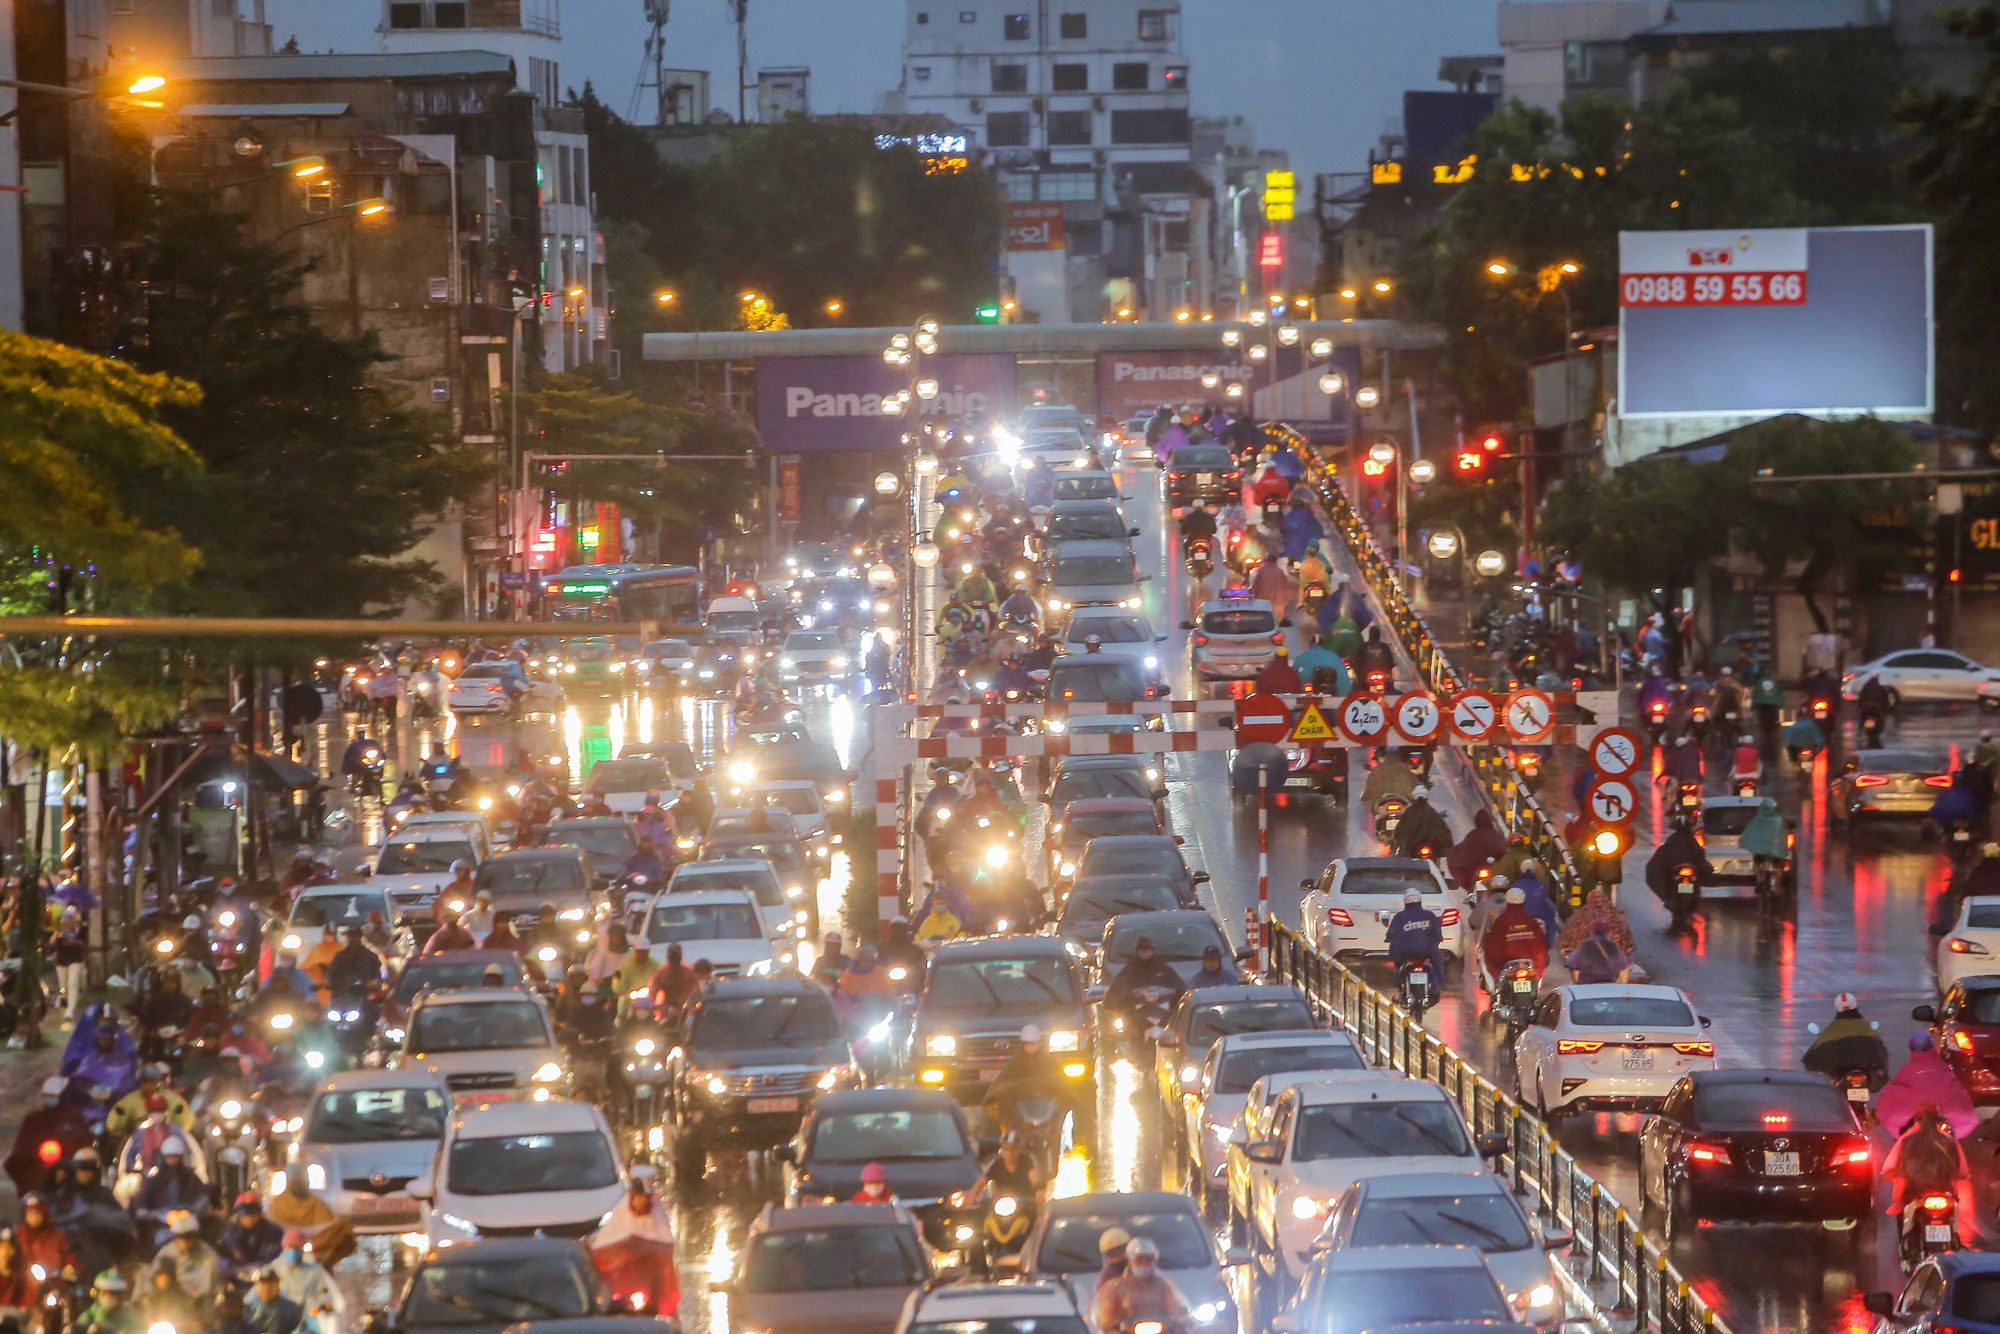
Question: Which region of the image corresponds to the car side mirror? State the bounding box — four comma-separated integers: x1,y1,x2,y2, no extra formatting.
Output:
1178,621,1196,631
1246,1141,1283,1164
1928,922,1950,937
1138,574,1152,582
1300,878,1314,890
1700,1015,1712,1028
772,1144,796,1164
1158,1033,1181,1049
1541,1228,1574,1251
406,1175,434,1201
1156,634,1168,642
1861,1293,1895,1317
1084,985,1107,1004
1913,1004,1937,1022
1192,872,1210,884
1222,1247,1252,1267
1475,1132,1508,1160
1227,1125,1248,1147
1130,527,1143,538
1279,618,1293,628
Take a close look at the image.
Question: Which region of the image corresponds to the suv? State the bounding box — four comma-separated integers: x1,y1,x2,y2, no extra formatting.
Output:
667,976,851,1182
636,638,696,690
1030,500,1138,563
1046,653,1161,704
892,1281,1089,1334
780,1089,981,1252
1040,539,1147,625
412,1099,625,1247
909,937,1094,1107
374,825,485,921
638,887,781,978
727,1202,931,1334
1163,442,1240,508
392,988,567,1101
1185,592,1282,681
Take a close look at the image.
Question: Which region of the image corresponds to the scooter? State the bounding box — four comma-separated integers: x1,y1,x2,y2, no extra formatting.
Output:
1185,537,1214,582
1395,958,1438,1020
977,1187,1036,1275
1492,958,1541,1037
1900,1192,1959,1272
1114,985,1175,1055
1668,864,1701,930
1371,795,1408,845
1643,697,1671,751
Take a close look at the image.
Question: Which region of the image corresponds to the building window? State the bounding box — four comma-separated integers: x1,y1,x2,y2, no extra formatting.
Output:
1164,65,1187,90
959,9,975,21
1564,41,1592,82
1047,110,1092,145
1039,171,1097,200
1059,12,1086,38
388,2,423,27
1112,62,1149,90
558,145,572,203
1003,12,1030,38
1001,172,1036,201
1163,220,1189,250
306,178,334,213
211,0,230,15
913,66,931,80
433,1,467,27
573,147,587,202
1111,108,1189,143
991,63,1028,92
986,111,1031,147
1138,8,1172,40
1052,63,1088,91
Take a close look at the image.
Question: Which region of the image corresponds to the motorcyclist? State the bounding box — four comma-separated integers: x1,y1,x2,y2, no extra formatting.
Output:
1644,818,1713,909
1093,1237,1191,1334
135,1149,212,1250
983,1025,1073,1138
216,1193,285,1278
1479,887,1548,992
955,564,999,608
1022,631,1060,674
1362,752,1420,812
1178,501,1218,544
1386,888,1448,990
432,861,478,927
1512,859,1561,944
1856,675,1892,746
1390,785,1453,860
646,943,703,1026
1658,734,1703,791
1882,1102,1973,1239
324,926,383,1002
1783,711,1826,764
1801,992,1892,1091
998,584,1039,626
1354,625,1395,685
1730,734,1762,788
1880,1030,1979,1137
5,1076,92,1194
65,1018,140,1107
108,1065,192,1141
851,1162,894,1204
1280,493,1325,562
991,649,1039,700
77,1269,141,1334
131,972,196,1047
259,952,316,1008
338,730,380,784
1291,632,1351,693
619,837,668,886
1188,945,1239,989
833,945,895,1007
1104,937,1186,1023
1253,644,1303,695
973,1132,1042,1200
1249,553,1293,617
1446,808,1507,891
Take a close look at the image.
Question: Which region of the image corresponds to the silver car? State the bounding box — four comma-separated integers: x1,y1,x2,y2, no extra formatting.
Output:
391,989,569,1101
1041,539,1147,627
292,1070,449,1233
1843,647,2000,707
1063,608,1167,687
1030,499,1138,563
1185,594,1281,681
1016,1191,1247,1327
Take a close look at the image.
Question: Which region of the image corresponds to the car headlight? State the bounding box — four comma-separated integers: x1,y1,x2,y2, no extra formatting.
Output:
1145,656,1159,669
306,1163,326,1191
698,669,715,679
782,656,797,668
438,1211,481,1238
536,946,558,963
1047,1029,1079,1051
817,1066,846,1091
1292,1195,1324,1220
385,1027,406,1044
704,1074,729,1096
559,907,586,920
729,760,755,783
830,655,847,668
1046,719,1067,734
1123,596,1142,609
1059,861,1076,877
1181,1064,1199,1083
565,664,578,674
281,934,303,951
985,845,1009,868
1526,1285,1556,1310
1192,1303,1222,1324
531,1062,563,1083
1209,1121,1232,1142
926,1034,957,1056
574,929,592,944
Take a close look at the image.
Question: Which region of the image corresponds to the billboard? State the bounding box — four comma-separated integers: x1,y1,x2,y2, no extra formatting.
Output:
1007,203,1064,251
756,355,1016,453
1097,350,1259,422
1618,225,1932,418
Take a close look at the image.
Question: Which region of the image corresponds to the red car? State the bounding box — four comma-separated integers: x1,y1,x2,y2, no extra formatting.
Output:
1915,978,2000,1105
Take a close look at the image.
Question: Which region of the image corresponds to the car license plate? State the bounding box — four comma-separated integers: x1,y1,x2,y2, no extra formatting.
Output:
747,1096,799,1114
1846,1085,1871,1103
1621,1049,1655,1071
1198,473,1214,484
350,1195,410,1214
1927,1224,1952,1242
1765,1152,1800,1176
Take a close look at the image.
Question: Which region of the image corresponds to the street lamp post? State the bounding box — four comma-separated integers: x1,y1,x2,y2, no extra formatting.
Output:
1369,439,1407,577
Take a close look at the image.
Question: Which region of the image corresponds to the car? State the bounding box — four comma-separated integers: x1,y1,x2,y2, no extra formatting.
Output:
1062,608,1167,684
392,987,568,1101
1041,755,1168,818
667,975,852,1180
1863,1250,2000,1332
619,741,704,800
1153,985,1319,1126
1163,441,1241,508
392,1239,645,1334
803,577,877,633
1697,795,1797,894
1182,1032,1365,1216
1225,1071,1386,1240
543,816,638,883
1094,911,1234,996
778,629,852,683
1040,539,1147,624
1300,857,1465,963
382,950,530,1035
664,857,806,944
1637,1068,1873,1239
635,638,696,690
1243,1074,1503,1285
1842,647,2000,707
724,740,851,807
278,881,396,956
1066,835,1207,902
705,594,764,645
584,757,674,814
1047,467,1125,505
1054,875,1185,963
291,1069,448,1234
724,1201,931,1334
558,639,626,694
780,1089,982,1251
472,848,595,923
1014,1191,1245,1326
1283,1243,1521,1334
785,542,848,579
1185,593,1282,682
1511,984,1717,1120
1030,499,1139,563
694,641,753,692
699,832,815,931
742,779,832,855
910,936,1094,1106
1316,1172,1568,1326
1045,797,1170,879
1915,977,2000,1104
1018,404,1092,436
448,661,551,716
396,811,493,863
1829,749,1952,823
892,1279,1089,1334
413,1099,626,1246
372,826,485,920
640,886,784,977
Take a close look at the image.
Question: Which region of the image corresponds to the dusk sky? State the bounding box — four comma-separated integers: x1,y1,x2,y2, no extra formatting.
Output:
264,0,1500,180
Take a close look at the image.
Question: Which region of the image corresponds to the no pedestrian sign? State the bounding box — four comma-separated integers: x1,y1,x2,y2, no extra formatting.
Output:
1591,728,1642,777
1449,690,1498,742
1586,776,1639,825
1504,689,1556,743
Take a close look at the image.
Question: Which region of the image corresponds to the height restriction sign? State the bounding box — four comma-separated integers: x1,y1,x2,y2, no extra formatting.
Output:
1590,728,1642,777
1338,693,1390,744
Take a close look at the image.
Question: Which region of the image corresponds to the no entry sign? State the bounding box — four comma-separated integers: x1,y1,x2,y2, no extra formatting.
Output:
1236,693,1292,745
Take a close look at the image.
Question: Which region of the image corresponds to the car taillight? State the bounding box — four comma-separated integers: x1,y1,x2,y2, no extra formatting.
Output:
1853,774,1889,787
1327,908,1352,926
1194,633,1209,646
1926,774,1954,787
1761,1112,1790,1127
1842,1141,1872,1166
1693,831,1705,847
1671,1041,1714,1055
1953,1028,1975,1051
1168,471,1182,479
1689,1141,1731,1164
1439,909,1460,926
1557,1040,1605,1054
1270,633,1284,645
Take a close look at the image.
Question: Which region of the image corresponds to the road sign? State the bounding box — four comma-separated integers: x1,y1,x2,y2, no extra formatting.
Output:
1504,689,1556,743
1449,690,1498,742
1586,777,1639,825
1393,691,1442,743
1235,692,1292,745
1337,692,1390,744
1290,701,1336,742
1591,727,1642,778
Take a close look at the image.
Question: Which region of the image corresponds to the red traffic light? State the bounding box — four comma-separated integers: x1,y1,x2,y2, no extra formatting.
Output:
1361,459,1388,477
1480,432,1505,452
1455,451,1483,473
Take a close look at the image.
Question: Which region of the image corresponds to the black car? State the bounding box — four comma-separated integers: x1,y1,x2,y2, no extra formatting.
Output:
908,936,1096,1109
1151,984,1316,1113
544,817,637,886
1055,875,1186,959
392,1238,622,1334
669,976,851,1182
1042,756,1169,822
1163,443,1241,508
1638,1068,1873,1239
779,1088,982,1250
1064,834,1207,901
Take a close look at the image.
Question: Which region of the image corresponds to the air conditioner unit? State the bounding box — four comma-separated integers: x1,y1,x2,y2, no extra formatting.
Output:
970,98,984,113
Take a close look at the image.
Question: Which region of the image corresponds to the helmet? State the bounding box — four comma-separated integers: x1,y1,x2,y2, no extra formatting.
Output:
1411,785,1430,800
161,1137,187,1157
860,1162,889,1184
1505,887,1525,905
1126,1238,1161,1264
39,1076,64,1097
182,914,201,930
1098,1227,1132,1254
1834,992,1861,1014
451,860,471,874
20,1193,46,1211
169,1211,201,1236
94,1271,129,1294
1911,1030,1936,1052
1019,1024,1042,1046
1403,889,1423,905
1739,735,1754,745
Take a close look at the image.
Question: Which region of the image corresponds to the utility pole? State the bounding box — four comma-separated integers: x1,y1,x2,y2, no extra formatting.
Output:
730,0,749,124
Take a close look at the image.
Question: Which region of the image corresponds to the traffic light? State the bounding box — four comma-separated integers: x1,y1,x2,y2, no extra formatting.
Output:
1455,450,1484,474
1588,826,1626,859
1479,431,1505,454
1361,458,1389,478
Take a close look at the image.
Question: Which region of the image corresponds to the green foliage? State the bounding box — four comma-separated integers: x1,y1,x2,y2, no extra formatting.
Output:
0,662,181,761
1409,474,1517,566
1540,456,1729,599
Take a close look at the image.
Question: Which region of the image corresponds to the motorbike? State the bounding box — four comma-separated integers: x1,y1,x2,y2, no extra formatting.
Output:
617,1008,670,1134
325,987,381,1063
346,744,385,799
1943,819,1979,861
1260,497,1283,530
999,611,1038,646
1492,958,1541,1037
1395,958,1438,1019
1643,697,1671,750
196,1089,262,1203
1114,985,1175,1054
1808,690,1836,728
1185,537,1214,582
1362,665,1390,695
977,1187,1036,1275
1671,780,1702,817
1668,864,1701,930
1371,795,1408,845
1861,711,1886,749
1732,773,1759,798
32,1262,82,1334
1900,1191,1959,1272
208,908,253,992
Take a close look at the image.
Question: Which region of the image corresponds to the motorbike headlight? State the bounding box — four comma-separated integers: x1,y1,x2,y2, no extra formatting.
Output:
985,845,1009,868
326,1009,342,1023
635,1037,657,1056
506,784,521,797
888,965,909,982
531,1062,563,1083
281,934,303,951
536,946,558,963
565,664,578,674
1046,719,1067,734
993,1195,1018,1217
270,1012,295,1031
574,929,593,944
155,938,176,955
386,1028,406,1044
559,907,586,920
704,1074,729,1096
1062,1061,1087,1078
306,1162,326,1191
304,1051,324,1069
1058,861,1076,877
219,1099,243,1120
926,1034,957,1056
1047,1029,1079,1051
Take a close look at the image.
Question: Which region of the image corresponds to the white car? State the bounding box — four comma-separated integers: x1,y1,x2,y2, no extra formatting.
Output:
1301,857,1465,962
390,988,568,1103
279,882,396,957
778,629,851,683
372,825,485,921
397,812,492,862
1186,594,1280,682
1935,895,2000,994
664,858,805,944
410,1097,625,1248
1182,1031,1365,1214
1512,983,1717,1121
1241,1074,1500,1285
743,780,831,856
447,661,560,716
1225,1070,1393,1244
290,1070,448,1234
1841,647,2000,707
583,756,672,814
1063,609,1167,683
636,638,696,688
638,886,783,977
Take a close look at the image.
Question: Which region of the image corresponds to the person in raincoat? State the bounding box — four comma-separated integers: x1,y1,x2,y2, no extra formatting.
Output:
1737,798,1792,889
1878,1031,1980,1138
1929,766,1990,839
1296,541,1333,595
1268,439,1305,481
1322,608,1362,663
588,1169,679,1316
1556,888,1634,956
1279,496,1325,563
1783,712,1825,764
1154,419,1189,465
1446,809,1508,892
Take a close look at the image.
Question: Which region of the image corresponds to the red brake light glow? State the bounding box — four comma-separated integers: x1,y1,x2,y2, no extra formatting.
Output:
1923,1193,1953,1211
1689,1142,1731,1164
1439,909,1461,926
1671,1041,1715,1056
1844,1144,1873,1165
1761,1112,1790,1127
1926,774,1954,787
1951,938,1981,953
1556,1040,1604,1054
1953,1029,1975,1051
1853,774,1889,787
1327,908,1352,926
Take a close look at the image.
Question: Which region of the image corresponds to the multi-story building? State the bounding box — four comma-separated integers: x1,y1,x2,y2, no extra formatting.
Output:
108,0,272,59
895,0,1200,322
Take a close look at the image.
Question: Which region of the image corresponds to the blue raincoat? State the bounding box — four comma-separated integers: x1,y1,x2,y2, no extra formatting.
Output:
1280,505,1326,562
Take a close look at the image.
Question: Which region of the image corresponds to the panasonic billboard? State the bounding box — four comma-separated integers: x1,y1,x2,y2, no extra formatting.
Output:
755,354,1017,453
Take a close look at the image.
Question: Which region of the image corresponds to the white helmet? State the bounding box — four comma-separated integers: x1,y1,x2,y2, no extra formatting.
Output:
169,1211,200,1236
1019,1024,1043,1046
1505,887,1525,904
161,1137,187,1157
1411,785,1431,800
39,1076,64,1097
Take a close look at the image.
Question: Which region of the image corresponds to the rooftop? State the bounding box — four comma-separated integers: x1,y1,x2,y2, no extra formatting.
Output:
159,51,516,84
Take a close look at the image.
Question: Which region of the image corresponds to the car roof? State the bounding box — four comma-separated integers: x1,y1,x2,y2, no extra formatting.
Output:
934,935,1072,960
1181,985,1308,1005
755,1201,909,1231
1337,857,1442,874
1043,1190,1196,1218
1083,834,1182,852
648,886,762,908
813,1087,966,1115
1055,754,1152,771
1688,1068,1829,1089
412,988,547,1011
1103,910,1217,934
1312,1244,1490,1274
701,975,821,999
453,1097,601,1137
400,812,483,828
1558,983,1692,1004
317,1067,445,1092
1215,1030,1356,1053
747,779,820,792
912,1282,1077,1316
1199,598,1274,614
299,880,385,897
1939,1250,2000,1278
1048,498,1122,513
416,1237,594,1267
671,859,779,877
483,847,586,864
1352,1172,1508,1201
547,817,631,829
1294,1074,1442,1106
1856,750,1947,771
380,825,474,843
405,949,520,968
1065,798,1157,814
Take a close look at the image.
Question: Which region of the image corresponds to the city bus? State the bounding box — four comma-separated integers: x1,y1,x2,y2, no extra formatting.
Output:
544,564,700,627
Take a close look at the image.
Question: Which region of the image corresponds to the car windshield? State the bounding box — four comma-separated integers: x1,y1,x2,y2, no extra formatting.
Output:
751,788,819,816
394,959,519,1002
544,825,636,860
1068,811,1160,840
306,1086,448,1144
1861,752,1945,774
1217,1044,1364,1094
910,1322,1087,1334
1202,609,1275,636
1105,919,1223,963
926,957,1074,1015
475,857,584,899
689,994,840,1047
291,891,388,929
746,746,844,783
742,1226,928,1292
1351,1190,1534,1251
704,837,803,867
1292,1100,1471,1160
1338,866,1436,896
1963,989,2000,1022
458,665,511,680
1067,617,1149,645
1952,1275,2000,1322
812,1109,967,1162
647,901,762,943
1171,446,1232,469
1051,476,1117,501
708,610,760,631
1297,1269,1509,1334
408,1002,549,1052
671,867,786,906
786,633,842,651
572,646,614,663
377,841,476,875
444,1131,619,1195
1049,769,1152,804
1567,996,1697,1028
588,760,667,794
1038,1211,1211,1273
1063,881,1182,930
1049,662,1145,702
1048,512,1127,541
1186,999,1314,1047
1692,1082,1856,1132
1082,844,1183,880
1701,805,1758,836
644,640,692,659
402,1257,596,1327
1050,557,1135,586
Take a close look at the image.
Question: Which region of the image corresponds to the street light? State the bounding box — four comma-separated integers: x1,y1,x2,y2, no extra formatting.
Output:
1246,309,1268,326
1485,260,1513,277
1368,439,1409,571
873,471,901,496
913,540,940,569
915,377,940,400
127,74,167,95
1201,372,1220,389
1372,279,1393,295
1309,337,1333,358
1409,458,1438,484
1224,383,1244,399
1220,329,1243,348
655,291,677,305
1355,385,1381,409
825,300,844,315
1318,372,1345,395
1475,550,1509,578
278,156,326,178
1246,344,1269,362
1428,529,1461,559
1276,324,1300,347
1338,287,1358,301
868,561,897,589
1368,441,1397,466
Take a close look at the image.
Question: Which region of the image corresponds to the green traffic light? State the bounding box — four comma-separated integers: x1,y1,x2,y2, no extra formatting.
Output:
975,306,1000,321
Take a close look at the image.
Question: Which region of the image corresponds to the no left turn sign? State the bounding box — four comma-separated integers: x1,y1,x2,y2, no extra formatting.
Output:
1449,690,1498,742
1591,727,1642,777
1586,776,1639,825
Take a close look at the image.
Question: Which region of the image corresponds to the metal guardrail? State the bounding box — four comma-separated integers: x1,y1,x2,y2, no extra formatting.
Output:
1266,921,1733,1334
